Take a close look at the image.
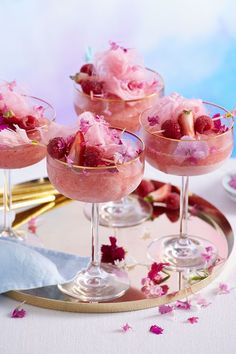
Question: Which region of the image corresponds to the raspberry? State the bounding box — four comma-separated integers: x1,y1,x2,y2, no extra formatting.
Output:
165,192,180,210
47,137,67,159
83,146,102,167
17,115,39,131
80,63,94,76
194,115,213,134
161,120,182,139
136,179,155,197
80,80,104,95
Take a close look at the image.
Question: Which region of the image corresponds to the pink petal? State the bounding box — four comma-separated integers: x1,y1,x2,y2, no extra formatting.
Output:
159,304,173,315
11,308,26,318
217,283,230,295
196,297,211,308
121,323,132,332
187,316,199,324
150,325,164,335
175,300,191,310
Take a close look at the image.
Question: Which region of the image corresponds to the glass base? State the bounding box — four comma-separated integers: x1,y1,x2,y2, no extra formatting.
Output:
84,195,153,228
147,235,218,271
58,263,130,302
0,227,25,241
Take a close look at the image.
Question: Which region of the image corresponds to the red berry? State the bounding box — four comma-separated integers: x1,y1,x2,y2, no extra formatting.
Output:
165,192,180,210
136,179,155,197
161,120,182,139
17,115,39,131
80,63,94,76
47,137,67,159
83,146,103,167
80,80,104,95
68,131,85,165
194,115,213,134
166,210,179,223
146,184,171,202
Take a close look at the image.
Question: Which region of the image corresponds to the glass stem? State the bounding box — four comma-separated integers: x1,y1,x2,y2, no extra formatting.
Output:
91,203,100,267
179,176,189,245
3,170,12,232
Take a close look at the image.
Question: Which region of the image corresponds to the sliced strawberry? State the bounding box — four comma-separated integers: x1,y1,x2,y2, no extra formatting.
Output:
165,192,180,210
178,110,195,137
166,210,179,223
67,131,85,165
145,183,171,202
135,179,156,197
80,63,94,76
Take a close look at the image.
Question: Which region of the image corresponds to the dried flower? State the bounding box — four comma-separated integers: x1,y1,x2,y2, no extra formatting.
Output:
187,316,199,324
149,325,164,335
217,283,230,295
229,175,236,190
121,323,132,332
101,236,125,264
159,304,174,315
28,217,37,234
11,302,26,318
175,300,191,310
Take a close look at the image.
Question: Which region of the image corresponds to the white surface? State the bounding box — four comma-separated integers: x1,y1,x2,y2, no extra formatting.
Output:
0,159,236,354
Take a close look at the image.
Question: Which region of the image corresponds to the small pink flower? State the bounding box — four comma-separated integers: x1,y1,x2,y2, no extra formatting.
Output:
174,137,209,163
159,304,174,315
196,297,211,308
150,325,164,335
28,217,37,234
121,323,132,332
229,175,236,190
175,300,191,310
187,316,199,324
11,302,26,318
217,283,230,295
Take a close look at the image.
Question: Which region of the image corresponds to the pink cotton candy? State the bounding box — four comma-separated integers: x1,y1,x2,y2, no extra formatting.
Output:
93,43,159,100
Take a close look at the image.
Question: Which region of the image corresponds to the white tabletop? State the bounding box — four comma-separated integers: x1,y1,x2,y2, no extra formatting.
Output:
0,159,236,354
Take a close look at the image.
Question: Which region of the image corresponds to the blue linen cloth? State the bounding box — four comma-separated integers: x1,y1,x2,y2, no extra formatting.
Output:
0,238,89,293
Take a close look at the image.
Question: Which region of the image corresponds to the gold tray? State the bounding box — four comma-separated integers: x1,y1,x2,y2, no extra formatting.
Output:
6,179,233,313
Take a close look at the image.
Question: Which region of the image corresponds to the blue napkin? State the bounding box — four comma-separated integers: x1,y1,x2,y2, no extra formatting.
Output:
0,238,89,293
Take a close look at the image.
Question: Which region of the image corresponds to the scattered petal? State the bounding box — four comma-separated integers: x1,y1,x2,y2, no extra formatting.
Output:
101,236,126,265
28,217,37,234
121,323,132,332
229,175,236,190
150,324,164,335
11,302,26,318
217,283,230,295
159,304,174,315
196,297,211,308
187,316,199,324
175,300,191,310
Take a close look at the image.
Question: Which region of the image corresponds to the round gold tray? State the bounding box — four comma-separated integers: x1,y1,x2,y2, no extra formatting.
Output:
6,179,233,313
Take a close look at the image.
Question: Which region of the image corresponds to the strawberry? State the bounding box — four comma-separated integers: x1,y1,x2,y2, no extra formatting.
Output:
80,63,94,76
136,179,156,197
80,79,104,95
194,115,213,134
161,120,182,139
166,210,179,223
145,183,171,202
67,131,85,165
165,192,180,210
178,110,195,137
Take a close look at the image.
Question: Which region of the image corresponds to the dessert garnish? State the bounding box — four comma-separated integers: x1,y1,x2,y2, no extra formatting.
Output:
0,81,46,146
47,112,140,166
70,42,161,100
146,93,233,140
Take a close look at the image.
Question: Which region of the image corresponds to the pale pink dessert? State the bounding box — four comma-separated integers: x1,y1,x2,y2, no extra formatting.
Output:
0,82,55,169
71,42,164,132
140,93,234,176
47,112,144,203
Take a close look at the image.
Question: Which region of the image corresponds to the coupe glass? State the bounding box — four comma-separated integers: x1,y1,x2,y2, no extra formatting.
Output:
74,71,164,227
0,96,55,239
47,130,145,301
140,102,234,271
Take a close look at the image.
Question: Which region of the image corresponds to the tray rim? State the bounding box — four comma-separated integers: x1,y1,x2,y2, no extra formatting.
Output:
6,179,234,313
